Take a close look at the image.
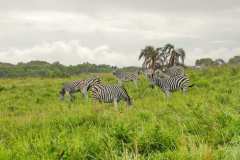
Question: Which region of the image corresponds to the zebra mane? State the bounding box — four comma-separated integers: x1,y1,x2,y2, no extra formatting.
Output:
86,77,101,91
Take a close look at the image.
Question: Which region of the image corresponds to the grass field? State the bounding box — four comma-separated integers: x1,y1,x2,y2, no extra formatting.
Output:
0,66,240,160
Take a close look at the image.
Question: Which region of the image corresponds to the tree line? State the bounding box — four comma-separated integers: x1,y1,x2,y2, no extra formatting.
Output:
195,56,240,67
0,54,239,78
0,61,119,78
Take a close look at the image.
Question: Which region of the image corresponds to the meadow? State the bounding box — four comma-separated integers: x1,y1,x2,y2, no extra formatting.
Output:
0,66,240,160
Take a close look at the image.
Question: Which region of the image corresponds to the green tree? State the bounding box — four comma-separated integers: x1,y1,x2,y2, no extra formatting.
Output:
214,59,225,65
195,58,215,66
228,56,240,64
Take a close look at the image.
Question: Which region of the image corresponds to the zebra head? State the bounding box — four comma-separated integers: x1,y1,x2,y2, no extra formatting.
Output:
86,77,101,91
112,70,121,76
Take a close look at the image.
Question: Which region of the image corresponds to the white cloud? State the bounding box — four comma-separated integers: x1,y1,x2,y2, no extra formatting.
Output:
1,40,239,67
6,11,203,40
0,40,140,67
0,7,240,67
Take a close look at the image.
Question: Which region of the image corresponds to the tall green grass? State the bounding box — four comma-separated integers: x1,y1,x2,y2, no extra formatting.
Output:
0,66,240,159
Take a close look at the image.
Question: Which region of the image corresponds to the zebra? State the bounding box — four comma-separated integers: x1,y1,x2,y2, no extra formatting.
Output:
59,77,100,101
154,69,171,79
149,74,193,97
89,78,132,109
112,70,139,86
162,65,185,77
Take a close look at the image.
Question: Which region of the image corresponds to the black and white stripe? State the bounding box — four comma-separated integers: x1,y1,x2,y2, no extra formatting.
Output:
90,80,132,108
150,74,191,97
59,77,100,101
154,69,170,79
112,70,138,86
164,65,185,77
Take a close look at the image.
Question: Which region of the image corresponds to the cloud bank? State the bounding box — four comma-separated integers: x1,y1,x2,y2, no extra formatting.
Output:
0,0,239,66
0,40,239,66
0,40,140,66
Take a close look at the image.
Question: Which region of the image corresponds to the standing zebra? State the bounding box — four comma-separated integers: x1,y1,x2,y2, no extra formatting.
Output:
89,78,132,109
112,70,139,86
59,77,100,101
149,74,192,97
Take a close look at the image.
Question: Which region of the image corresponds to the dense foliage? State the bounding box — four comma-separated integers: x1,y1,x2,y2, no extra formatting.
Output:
0,61,117,78
228,56,240,65
0,66,240,159
195,58,216,66
195,56,240,67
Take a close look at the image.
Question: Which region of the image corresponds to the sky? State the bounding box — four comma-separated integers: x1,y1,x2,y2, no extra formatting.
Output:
0,0,240,66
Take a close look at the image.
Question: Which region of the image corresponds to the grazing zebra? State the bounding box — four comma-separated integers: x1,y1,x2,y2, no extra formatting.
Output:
90,78,132,108
59,77,100,101
112,70,139,86
149,74,192,97
162,65,185,77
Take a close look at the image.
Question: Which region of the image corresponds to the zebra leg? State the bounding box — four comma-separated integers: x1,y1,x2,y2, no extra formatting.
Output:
69,92,75,102
93,98,97,108
118,80,123,86
59,88,65,101
164,90,171,104
134,80,138,88
113,98,118,111
165,90,171,98
82,86,88,100
91,96,99,111
182,87,188,95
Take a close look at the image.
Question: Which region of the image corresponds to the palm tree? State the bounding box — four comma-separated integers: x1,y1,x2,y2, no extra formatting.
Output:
162,43,185,67
158,47,168,67
139,46,161,75
163,43,175,56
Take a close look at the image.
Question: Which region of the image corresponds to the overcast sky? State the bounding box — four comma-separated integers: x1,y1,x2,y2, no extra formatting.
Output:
0,0,239,66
